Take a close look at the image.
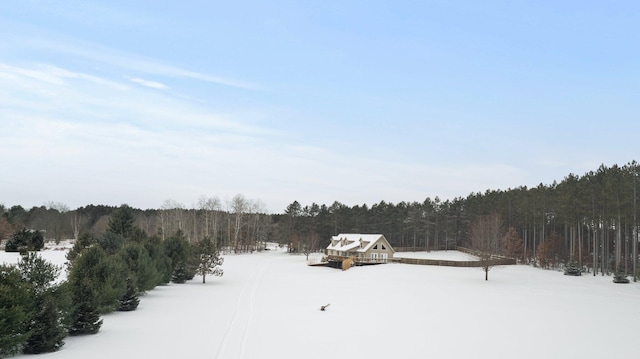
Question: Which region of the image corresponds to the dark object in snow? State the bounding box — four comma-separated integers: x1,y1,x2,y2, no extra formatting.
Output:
320,304,330,311
613,268,630,283
564,259,582,276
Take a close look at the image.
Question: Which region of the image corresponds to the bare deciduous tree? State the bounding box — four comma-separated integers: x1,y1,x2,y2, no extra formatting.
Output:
301,232,320,261
230,194,247,251
160,199,186,241
197,196,221,240
70,212,84,241
247,199,266,251
470,213,503,280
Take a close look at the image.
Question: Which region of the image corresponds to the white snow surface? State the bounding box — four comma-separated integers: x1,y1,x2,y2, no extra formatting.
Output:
2,247,639,359
393,250,478,261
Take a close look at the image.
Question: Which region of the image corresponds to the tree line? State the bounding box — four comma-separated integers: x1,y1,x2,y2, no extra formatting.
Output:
2,161,639,276
0,194,269,253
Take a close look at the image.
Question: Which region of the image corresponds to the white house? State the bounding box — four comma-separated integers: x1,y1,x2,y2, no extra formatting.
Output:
326,233,394,262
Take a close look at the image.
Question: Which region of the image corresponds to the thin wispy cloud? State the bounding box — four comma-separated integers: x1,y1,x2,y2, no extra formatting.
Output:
0,63,129,91
8,32,264,91
0,62,271,134
129,77,169,90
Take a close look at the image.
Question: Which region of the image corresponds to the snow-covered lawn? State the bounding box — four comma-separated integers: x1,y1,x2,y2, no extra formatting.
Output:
394,250,478,261
2,248,639,358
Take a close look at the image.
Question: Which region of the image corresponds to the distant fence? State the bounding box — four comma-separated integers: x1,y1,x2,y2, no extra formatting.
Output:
392,246,516,268
392,257,515,267
394,243,456,252
395,246,444,252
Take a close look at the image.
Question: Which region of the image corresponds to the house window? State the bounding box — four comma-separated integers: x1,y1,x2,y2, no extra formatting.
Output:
373,244,378,249
382,244,386,250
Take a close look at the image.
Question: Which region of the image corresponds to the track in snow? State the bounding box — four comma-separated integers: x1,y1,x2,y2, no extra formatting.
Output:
214,255,270,359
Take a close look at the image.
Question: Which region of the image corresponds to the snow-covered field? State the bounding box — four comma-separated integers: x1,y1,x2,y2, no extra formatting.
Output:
2,247,639,359
393,250,478,261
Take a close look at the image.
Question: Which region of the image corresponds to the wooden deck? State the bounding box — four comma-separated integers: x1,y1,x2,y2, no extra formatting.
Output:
325,255,388,267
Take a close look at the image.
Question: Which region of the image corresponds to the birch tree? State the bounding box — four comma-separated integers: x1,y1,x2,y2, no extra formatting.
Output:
230,194,247,251
197,196,221,240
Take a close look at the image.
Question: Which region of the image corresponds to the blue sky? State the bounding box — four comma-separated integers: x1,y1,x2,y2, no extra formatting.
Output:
1,1,639,213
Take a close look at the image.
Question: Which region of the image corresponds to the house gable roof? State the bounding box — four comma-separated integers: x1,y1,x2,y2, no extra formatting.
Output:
327,233,393,253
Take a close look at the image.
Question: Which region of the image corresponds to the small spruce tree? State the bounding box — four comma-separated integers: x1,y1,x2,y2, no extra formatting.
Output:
613,267,630,283
564,258,582,276
171,262,191,284
117,277,140,312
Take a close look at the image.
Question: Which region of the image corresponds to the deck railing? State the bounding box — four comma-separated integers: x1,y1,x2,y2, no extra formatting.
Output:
325,255,389,264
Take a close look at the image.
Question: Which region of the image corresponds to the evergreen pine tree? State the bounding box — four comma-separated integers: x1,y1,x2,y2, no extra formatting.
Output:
118,242,160,292
68,246,127,313
17,253,66,354
107,204,135,239
564,258,582,276
5,228,44,252
164,231,197,283
195,237,224,283
22,293,65,354
68,280,102,335
171,262,191,284
66,232,96,263
613,267,630,283
98,231,125,255
144,235,173,285
0,265,32,357
117,277,140,312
